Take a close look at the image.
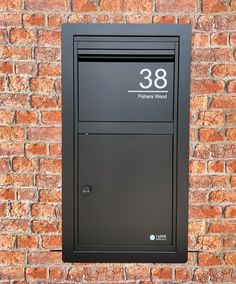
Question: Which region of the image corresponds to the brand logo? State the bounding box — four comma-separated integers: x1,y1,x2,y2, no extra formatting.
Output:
149,234,167,241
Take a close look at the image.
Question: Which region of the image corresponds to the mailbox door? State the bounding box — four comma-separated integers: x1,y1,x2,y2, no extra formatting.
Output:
79,60,174,122
78,134,173,250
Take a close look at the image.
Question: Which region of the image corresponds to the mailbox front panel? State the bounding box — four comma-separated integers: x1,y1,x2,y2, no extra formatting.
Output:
62,24,191,263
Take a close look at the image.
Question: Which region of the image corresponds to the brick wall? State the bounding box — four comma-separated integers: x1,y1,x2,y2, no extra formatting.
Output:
0,0,236,282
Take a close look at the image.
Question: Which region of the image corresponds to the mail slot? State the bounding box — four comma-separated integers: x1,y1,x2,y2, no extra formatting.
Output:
62,24,191,263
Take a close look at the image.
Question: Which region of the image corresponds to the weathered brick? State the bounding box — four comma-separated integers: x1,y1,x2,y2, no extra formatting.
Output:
211,96,236,109
189,175,229,188
209,190,236,202
126,265,150,280
67,267,84,282
84,266,124,282
0,219,30,233
191,80,225,94
189,160,206,174
49,144,61,156
100,0,122,12
27,127,61,141
23,13,46,26
226,128,236,141
39,158,61,173
0,13,21,26
224,253,236,265
32,220,57,233
212,64,236,77
26,267,47,280
42,235,61,249
189,205,221,219
0,0,21,10
27,251,62,264
15,62,37,75
227,81,236,93
16,111,38,124
197,111,224,126
192,33,209,47
36,174,61,188
38,30,61,45
199,253,222,266
175,268,191,281
32,203,55,218
39,189,61,202
9,76,28,92
202,0,228,13
31,95,59,109
0,62,13,74
12,157,38,172
153,15,176,24
30,77,54,92
41,111,61,125
209,221,236,233
25,0,67,11
10,28,36,44
152,268,172,280
50,267,66,281
156,0,197,12
17,235,38,248
0,267,24,280
199,128,224,142
211,33,228,46
195,236,222,250
35,47,60,61
0,46,32,60
48,14,64,27
10,202,30,217
0,126,24,141
72,0,96,12
0,234,15,248
190,96,208,109
208,161,224,173
38,63,61,76
224,206,236,218
18,188,38,201
0,110,14,124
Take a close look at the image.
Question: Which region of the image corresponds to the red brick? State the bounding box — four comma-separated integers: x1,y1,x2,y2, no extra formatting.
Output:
100,0,122,11
191,80,224,94
9,76,28,92
0,46,32,60
225,253,236,265
67,267,84,282
195,236,221,250
227,161,236,173
189,175,229,188
23,13,45,26
0,62,13,74
0,203,7,217
208,161,224,173
189,205,221,219
41,111,61,125
209,221,236,233
0,29,8,44
231,176,236,187
0,94,28,108
0,110,14,124
42,235,61,249
123,0,152,12
192,33,209,47
26,267,47,280
38,63,61,76
153,15,176,24
35,47,60,61
10,202,29,217
32,220,57,233
0,143,23,156
199,128,224,142
189,160,206,174
202,0,228,13
10,28,36,44
48,14,64,27
224,206,236,218
126,265,150,280
12,157,38,172
224,237,236,248
32,203,55,218
156,0,197,12
27,251,62,264
0,219,30,233
27,127,61,141
38,30,61,45
39,158,61,173
190,96,208,109
49,144,61,156
17,235,38,248
0,13,21,26
40,189,61,202
84,266,124,282
152,268,172,280
175,268,191,281
0,0,21,10
211,33,228,46
0,234,15,248
50,267,66,281
192,48,232,62
212,64,236,77
0,189,15,200
231,0,236,11
25,0,67,11
0,76,6,91
0,251,24,264
31,95,58,109
25,143,47,155
18,188,38,201
0,174,33,186
193,268,210,283
227,112,236,124
16,111,38,124
72,0,96,12
36,174,61,188
197,111,224,126
199,253,222,266
189,191,208,204
228,81,236,93
30,77,54,92
230,32,236,45
0,126,24,141
209,190,236,202
211,96,236,109
226,128,236,141
15,62,37,75
0,267,24,280
192,64,209,78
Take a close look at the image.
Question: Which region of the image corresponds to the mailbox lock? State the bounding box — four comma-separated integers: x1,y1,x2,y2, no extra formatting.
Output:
81,185,92,196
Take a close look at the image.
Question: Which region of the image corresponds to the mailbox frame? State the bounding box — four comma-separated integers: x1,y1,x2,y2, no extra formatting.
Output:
62,24,191,263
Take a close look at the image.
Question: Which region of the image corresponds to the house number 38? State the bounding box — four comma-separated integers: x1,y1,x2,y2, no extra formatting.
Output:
139,68,167,89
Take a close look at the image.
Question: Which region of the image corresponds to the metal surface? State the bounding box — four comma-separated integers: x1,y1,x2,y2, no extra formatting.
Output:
62,24,191,263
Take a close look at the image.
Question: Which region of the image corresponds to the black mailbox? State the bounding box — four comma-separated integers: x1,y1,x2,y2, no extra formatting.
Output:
62,24,191,263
